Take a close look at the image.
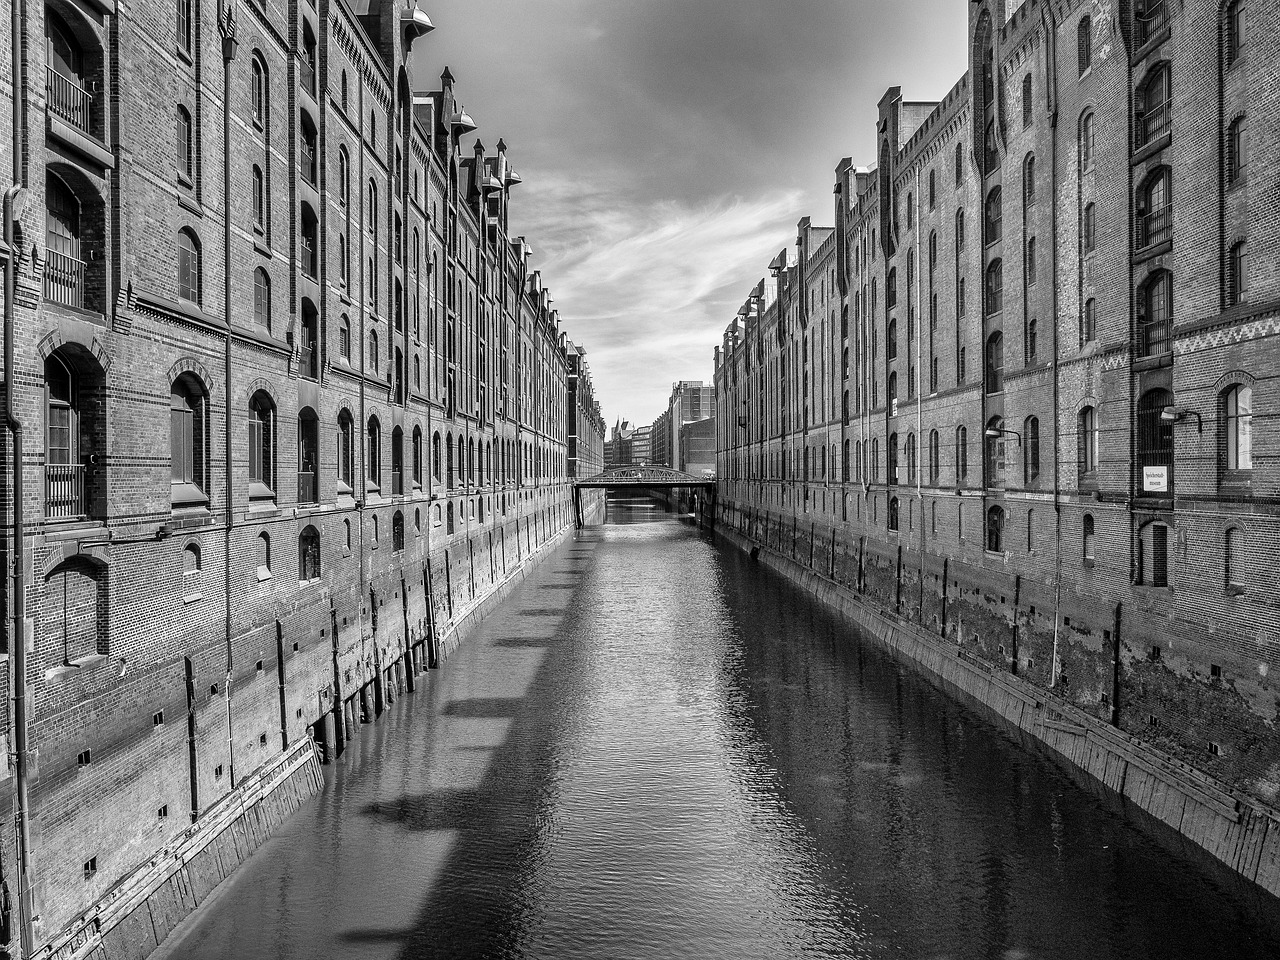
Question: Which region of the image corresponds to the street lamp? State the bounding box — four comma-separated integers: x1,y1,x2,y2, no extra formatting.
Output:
1160,404,1202,433
984,426,1022,444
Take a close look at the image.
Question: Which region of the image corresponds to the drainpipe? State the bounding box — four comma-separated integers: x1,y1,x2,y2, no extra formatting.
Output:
5,183,34,960
7,0,34,946
914,165,924,623
219,7,238,789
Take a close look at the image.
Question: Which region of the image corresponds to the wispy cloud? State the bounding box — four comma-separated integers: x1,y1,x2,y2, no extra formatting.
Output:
514,176,801,423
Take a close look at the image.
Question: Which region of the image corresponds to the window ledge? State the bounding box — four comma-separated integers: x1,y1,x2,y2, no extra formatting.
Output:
45,653,109,685
46,116,115,170
1132,132,1172,167
171,483,209,508
256,566,272,582
1225,585,1246,597
1134,238,1172,264
1133,27,1171,65
254,238,272,258
178,192,204,217
182,592,204,605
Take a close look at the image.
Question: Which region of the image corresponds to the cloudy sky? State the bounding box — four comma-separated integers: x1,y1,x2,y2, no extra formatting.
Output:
413,0,968,426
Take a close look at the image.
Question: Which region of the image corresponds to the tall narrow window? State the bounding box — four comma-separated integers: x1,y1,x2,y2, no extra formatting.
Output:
1078,15,1092,75
985,416,1007,483
251,56,266,127
299,526,320,582
1135,64,1171,147
177,0,192,52
253,267,270,330
252,165,265,232
1228,241,1248,305
1226,0,1244,67
178,229,201,304
298,408,319,503
176,105,193,184
1136,167,1171,249
1022,74,1033,127
338,316,351,361
1026,319,1038,364
985,332,1004,393
367,417,382,488
1083,298,1097,343
985,259,1003,315
1138,521,1170,587
1222,384,1253,471
929,430,940,484
1024,416,1040,485
248,391,275,498
955,141,964,185
1023,154,1036,206
1079,406,1098,477
1026,237,1037,284
337,410,353,492
986,506,1005,553
1138,270,1172,357
956,425,968,481
171,376,207,501
44,171,84,309
1227,116,1247,186
1083,203,1097,252
1225,528,1244,592
1080,111,1095,171
985,187,1003,242
338,148,349,206
1083,514,1096,561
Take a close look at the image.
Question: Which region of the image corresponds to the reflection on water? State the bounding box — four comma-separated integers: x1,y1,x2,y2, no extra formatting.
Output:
155,500,1279,960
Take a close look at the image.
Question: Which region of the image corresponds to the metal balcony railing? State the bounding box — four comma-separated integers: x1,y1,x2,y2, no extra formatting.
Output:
1138,104,1171,147
300,235,317,279
47,67,93,135
44,249,85,308
297,471,317,504
300,61,316,98
301,139,317,186
1138,315,1172,358
299,344,318,380
46,463,86,519
1137,205,1171,249
1135,3,1169,46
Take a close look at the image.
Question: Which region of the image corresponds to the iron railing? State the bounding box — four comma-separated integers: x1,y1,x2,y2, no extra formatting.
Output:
46,67,93,134
299,345,318,380
1138,315,1172,357
44,249,85,308
1137,205,1171,249
297,471,317,504
1138,104,1171,147
46,463,86,519
1135,2,1169,46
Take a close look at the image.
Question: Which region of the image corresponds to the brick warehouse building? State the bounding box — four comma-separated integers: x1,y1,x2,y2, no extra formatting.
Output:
717,0,1280,896
0,0,604,951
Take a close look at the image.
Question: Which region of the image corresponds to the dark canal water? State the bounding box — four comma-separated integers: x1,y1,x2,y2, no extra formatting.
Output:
155,499,1279,960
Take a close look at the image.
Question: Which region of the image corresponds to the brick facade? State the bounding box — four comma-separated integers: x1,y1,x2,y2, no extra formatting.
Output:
717,0,1280,823
0,0,598,946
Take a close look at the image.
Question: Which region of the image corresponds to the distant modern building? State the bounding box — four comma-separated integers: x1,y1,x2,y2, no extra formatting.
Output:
679,417,716,477
632,424,653,465
650,410,672,468
662,381,716,470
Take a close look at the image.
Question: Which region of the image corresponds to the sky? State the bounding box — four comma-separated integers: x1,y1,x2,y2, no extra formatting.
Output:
412,0,969,427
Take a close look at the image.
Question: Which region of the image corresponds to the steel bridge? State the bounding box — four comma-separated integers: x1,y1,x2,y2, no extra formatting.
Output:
571,464,716,527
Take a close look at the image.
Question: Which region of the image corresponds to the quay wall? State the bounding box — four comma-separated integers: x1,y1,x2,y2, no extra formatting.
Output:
714,506,1280,913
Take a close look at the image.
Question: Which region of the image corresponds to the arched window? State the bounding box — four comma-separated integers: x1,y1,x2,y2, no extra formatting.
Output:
887,318,898,359
257,531,271,578
1078,406,1098,478
888,371,898,412
928,169,936,209
1023,154,1036,206
1136,167,1171,249
1083,514,1096,561
299,526,320,582
369,329,379,374
446,501,455,534
338,315,351,361
1228,240,1248,306
985,186,1003,242
371,514,379,546
1083,203,1097,252
1025,318,1038,364
887,268,898,308
985,259,1003,315
248,390,275,498
985,416,1007,483
44,171,85,308
1221,384,1253,472
367,416,382,488
298,407,319,503
984,118,999,175
956,425,968,481
929,429,940,484
301,22,317,94
183,542,201,575
337,409,353,492
1227,115,1247,186
1024,416,1040,485
446,432,455,489
1078,15,1092,75
337,147,350,206
1025,236,1037,284
251,56,267,127
1138,269,1173,357
1026,509,1034,552
171,375,208,503
1022,73,1033,127
432,431,442,482
178,229,201,304
392,511,405,552
176,105,193,183
985,331,1004,393
391,426,404,494
906,433,917,484
955,140,964,185
412,427,423,487
368,179,378,233
1225,527,1245,593
1082,298,1097,343
340,70,349,111
1080,111,1095,170
986,505,1005,553
252,165,265,231
1136,63,1171,147
1225,0,1245,67
253,267,270,330
1137,520,1171,587
300,203,318,278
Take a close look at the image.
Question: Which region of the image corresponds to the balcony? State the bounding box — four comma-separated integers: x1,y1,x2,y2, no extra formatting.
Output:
1135,3,1169,47
47,67,93,135
1137,205,1171,249
298,344,318,380
46,463,86,520
1138,316,1172,358
297,471,317,504
300,235,317,280
1137,106,1170,148
391,469,403,496
300,61,316,99
44,249,85,309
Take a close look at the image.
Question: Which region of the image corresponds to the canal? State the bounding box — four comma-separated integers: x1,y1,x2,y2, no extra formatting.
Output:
156,500,1279,960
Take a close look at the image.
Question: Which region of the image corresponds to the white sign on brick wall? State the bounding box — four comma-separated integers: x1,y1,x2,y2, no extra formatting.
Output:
1143,466,1169,493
